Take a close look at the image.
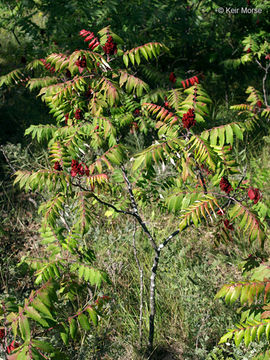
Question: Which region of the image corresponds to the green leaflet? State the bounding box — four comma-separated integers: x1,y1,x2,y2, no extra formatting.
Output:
201,123,244,146
124,42,165,67
229,202,265,245
178,194,220,231
25,307,50,327
234,329,244,346
60,323,69,345
31,340,55,353
78,313,91,331
0,68,23,86
17,346,29,360
69,318,77,339
87,307,98,326
32,298,54,319
215,280,268,306
219,331,233,344
19,312,31,340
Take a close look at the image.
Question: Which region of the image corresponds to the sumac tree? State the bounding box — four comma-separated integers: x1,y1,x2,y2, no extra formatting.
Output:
0,26,269,358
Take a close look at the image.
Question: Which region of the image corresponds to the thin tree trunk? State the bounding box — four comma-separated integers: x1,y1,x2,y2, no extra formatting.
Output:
148,248,160,352
132,223,144,348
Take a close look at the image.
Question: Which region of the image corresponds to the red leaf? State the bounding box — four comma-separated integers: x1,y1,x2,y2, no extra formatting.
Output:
84,33,94,42
6,341,20,354
264,282,270,303
223,219,234,231
248,187,261,204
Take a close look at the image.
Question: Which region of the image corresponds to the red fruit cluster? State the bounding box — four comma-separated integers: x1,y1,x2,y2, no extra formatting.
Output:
74,109,82,120
247,48,251,53
0,328,4,339
164,101,170,108
7,340,20,354
103,36,117,55
40,58,55,73
75,56,86,68
134,108,141,117
248,187,261,204
219,177,233,194
79,29,100,50
256,100,262,108
75,56,87,73
182,108,196,129
169,72,176,83
265,54,270,60
181,75,199,89
71,160,89,177
54,161,62,171
224,219,234,231
65,113,69,124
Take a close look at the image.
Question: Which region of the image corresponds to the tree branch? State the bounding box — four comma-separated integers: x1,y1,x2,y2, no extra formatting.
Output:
196,162,208,194
262,64,269,108
71,181,134,216
255,59,269,107
11,29,21,46
121,166,158,251
0,145,17,173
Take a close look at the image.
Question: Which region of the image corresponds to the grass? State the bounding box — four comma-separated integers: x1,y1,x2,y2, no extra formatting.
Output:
85,220,242,359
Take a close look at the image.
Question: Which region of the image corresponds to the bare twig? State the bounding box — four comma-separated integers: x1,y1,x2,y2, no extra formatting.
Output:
196,162,208,194
0,146,17,173
255,59,269,107
11,29,21,46
262,64,270,108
